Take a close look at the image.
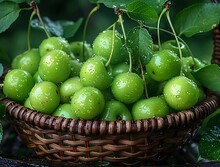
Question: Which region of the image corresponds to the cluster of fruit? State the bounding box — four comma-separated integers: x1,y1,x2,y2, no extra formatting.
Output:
2,29,207,121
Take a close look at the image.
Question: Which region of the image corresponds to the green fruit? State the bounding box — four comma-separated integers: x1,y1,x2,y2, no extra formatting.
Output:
24,97,34,110
161,40,189,57
39,37,72,57
70,41,93,61
33,71,43,83
163,76,199,110
93,30,126,65
38,50,71,83
14,49,41,75
80,56,112,90
99,100,132,121
29,81,60,114
53,103,78,119
111,62,130,77
69,59,83,77
71,87,105,120
11,53,24,69
3,69,34,102
182,56,207,73
111,72,144,104
146,49,181,82
132,96,170,120
59,77,83,103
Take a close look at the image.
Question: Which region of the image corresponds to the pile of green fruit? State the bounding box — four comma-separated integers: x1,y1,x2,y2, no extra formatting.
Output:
2,27,207,121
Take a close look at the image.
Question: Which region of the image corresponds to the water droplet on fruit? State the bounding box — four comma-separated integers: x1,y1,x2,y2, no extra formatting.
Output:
212,24,217,29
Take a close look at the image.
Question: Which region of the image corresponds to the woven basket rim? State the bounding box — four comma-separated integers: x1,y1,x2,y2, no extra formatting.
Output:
1,92,220,136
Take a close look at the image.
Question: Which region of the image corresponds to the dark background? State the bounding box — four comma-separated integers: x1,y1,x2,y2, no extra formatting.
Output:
0,0,214,66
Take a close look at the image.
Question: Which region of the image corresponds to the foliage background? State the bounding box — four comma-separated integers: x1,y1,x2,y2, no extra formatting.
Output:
0,0,214,67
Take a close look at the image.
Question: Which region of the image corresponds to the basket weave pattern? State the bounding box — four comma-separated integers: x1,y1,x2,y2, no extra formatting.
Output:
1,23,220,166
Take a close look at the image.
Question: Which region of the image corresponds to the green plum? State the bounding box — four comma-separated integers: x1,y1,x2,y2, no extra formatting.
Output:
38,49,71,83
53,103,78,119
132,96,170,120
111,72,144,104
93,30,127,65
163,76,200,110
71,87,105,120
99,100,132,121
161,40,189,57
3,69,34,102
29,81,60,114
80,56,112,90
39,36,72,57
70,41,93,61
146,49,181,82
59,77,83,103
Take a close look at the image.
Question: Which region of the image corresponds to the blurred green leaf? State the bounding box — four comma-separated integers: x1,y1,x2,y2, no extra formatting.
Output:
174,3,220,37
0,64,3,77
0,47,11,66
127,1,158,24
126,27,153,65
31,17,83,38
192,64,220,92
200,108,220,134
199,125,220,161
0,122,2,144
0,0,26,3
60,18,83,38
0,1,21,33
89,0,166,13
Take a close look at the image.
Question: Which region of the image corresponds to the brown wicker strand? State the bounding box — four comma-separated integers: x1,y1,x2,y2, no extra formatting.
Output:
211,24,220,64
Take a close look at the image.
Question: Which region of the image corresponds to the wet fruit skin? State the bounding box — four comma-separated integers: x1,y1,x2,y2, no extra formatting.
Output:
80,56,112,90
29,81,60,114
38,49,71,84
93,30,127,65
12,48,41,76
111,72,144,104
71,86,105,120
163,76,200,110
39,36,72,57
3,69,34,102
146,49,181,82
99,100,132,121
53,103,78,119
131,96,170,121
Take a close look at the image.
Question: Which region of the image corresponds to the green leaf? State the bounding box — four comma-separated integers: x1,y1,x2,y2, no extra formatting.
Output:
192,64,220,92
0,123,2,144
174,3,220,37
199,125,220,161
126,27,153,65
0,64,3,77
0,0,26,3
89,0,166,13
0,47,11,66
0,1,21,33
200,108,220,134
60,18,83,38
31,17,83,38
127,1,158,24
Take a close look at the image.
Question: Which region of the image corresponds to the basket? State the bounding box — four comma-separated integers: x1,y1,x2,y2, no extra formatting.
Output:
1,25,220,166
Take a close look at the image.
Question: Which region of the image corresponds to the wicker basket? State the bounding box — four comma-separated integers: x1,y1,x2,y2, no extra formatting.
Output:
1,25,220,166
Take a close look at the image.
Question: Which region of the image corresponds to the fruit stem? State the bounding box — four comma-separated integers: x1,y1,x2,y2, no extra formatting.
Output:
157,8,168,50
31,1,50,38
105,23,116,67
82,4,100,61
165,10,183,76
139,59,149,98
27,10,36,50
117,12,132,72
118,14,126,42
145,25,194,58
